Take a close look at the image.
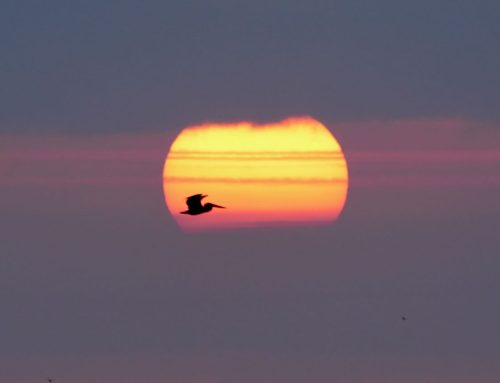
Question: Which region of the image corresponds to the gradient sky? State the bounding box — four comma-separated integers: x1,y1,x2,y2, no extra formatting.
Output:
1,1,500,382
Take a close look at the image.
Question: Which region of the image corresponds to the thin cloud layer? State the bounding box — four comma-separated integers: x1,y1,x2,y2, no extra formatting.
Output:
2,118,498,217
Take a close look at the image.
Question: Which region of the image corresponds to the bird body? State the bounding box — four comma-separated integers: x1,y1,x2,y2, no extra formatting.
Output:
180,194,225,215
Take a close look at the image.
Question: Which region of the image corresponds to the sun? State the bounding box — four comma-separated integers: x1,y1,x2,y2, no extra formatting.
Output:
163,116,348,231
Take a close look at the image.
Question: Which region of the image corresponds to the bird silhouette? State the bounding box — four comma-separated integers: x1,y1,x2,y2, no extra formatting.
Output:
47,379,53,383
180,194,225,215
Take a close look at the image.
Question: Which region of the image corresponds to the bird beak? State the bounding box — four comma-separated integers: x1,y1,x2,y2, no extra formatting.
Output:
211,204,225,209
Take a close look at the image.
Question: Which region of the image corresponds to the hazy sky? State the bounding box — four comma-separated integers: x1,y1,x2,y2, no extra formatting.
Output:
2,1,500,382
2,0,500,133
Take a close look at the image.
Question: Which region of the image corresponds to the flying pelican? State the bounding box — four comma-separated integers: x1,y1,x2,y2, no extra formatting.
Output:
180,194,225,215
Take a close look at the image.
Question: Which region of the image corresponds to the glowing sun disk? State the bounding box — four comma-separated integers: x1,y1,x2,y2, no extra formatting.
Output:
163,117,348,231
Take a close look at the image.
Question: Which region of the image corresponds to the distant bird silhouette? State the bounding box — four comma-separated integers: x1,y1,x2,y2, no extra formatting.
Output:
47,379,53,383
401,316,407,321
180,194,225,215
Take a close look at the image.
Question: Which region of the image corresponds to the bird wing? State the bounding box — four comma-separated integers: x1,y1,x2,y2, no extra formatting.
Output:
186,194,206,210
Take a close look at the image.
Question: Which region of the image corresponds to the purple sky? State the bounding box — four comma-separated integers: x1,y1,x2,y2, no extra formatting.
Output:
2,118,500,382
2,1,500,382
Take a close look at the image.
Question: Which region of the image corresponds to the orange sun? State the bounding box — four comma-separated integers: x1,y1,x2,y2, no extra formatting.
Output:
163,116,348,231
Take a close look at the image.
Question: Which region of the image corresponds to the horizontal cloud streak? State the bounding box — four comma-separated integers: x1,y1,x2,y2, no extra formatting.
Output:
351,174,500,188
349,149,500,163
2,176,159,186
168,150,344,161
2,118,499,220
336,118,500,150
166,176,346,184
348,149,500,189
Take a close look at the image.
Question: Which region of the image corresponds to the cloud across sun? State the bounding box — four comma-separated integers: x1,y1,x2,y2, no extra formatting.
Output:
163,117,348,231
